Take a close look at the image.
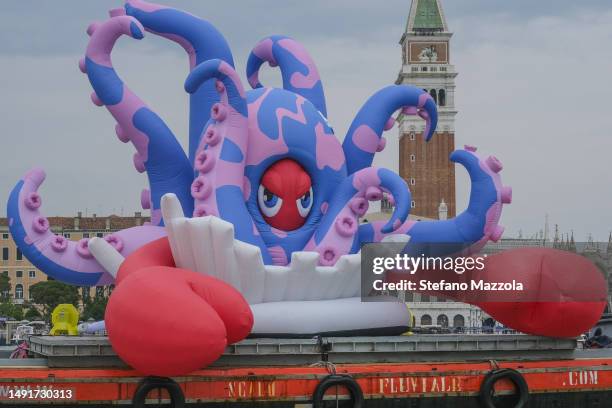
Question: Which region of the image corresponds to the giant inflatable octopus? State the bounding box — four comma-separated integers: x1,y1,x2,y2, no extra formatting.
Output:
7,1,607,376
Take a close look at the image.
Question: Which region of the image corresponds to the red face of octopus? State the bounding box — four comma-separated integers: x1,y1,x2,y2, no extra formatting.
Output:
257,159,313,231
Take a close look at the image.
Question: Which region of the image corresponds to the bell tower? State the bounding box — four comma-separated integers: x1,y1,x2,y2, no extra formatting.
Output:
397,0,457,219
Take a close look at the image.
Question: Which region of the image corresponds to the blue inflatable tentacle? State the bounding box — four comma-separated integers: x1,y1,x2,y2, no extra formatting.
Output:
185,59,272,264
7,169,167,286
124,0,235,163
357,222,376,245
81,16,193,225
308,167,411,266
185,60,247,117
375,169,412,234
403,147,512,254
343,85,438,175
246,35,327,117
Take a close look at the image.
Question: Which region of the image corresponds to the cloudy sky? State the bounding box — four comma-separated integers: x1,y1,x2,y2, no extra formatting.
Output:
1,0,611,241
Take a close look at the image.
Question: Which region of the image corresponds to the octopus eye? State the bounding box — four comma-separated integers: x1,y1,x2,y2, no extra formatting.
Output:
258,184,283,217
296,187,314,218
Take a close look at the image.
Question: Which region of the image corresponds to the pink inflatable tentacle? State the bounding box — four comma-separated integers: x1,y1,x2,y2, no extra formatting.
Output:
6,169,167,286
124,0,237,163
306,167,411,266
373,146,512,256
82,15,194,224
460,146,512,252
124,0,236,70
82,16,150,170
187,60,247,217
185,60,273,264
343,85,438,175
246,35,327,116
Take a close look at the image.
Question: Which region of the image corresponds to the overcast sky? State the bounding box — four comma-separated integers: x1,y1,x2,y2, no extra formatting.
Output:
1,0,611,241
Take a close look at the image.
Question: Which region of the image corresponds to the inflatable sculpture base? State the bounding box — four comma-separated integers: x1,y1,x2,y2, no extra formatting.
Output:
6,0,607,376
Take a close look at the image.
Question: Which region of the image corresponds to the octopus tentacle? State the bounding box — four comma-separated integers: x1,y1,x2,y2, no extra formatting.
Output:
343,85,438,175
82,15,194,225
246,36,327,117
185,59,272,264
364,146,512,255
305,167,411,266
124,0,235,163
6,169,167,286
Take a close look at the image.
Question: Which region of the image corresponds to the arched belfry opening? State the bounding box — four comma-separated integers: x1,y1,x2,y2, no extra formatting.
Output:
438,89,446,106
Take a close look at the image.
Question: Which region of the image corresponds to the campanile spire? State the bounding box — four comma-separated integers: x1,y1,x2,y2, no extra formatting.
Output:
406,0,448,33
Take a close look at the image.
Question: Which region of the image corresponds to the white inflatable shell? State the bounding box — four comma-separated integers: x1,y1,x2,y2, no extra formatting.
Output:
91,194,412,336
161,196,362,304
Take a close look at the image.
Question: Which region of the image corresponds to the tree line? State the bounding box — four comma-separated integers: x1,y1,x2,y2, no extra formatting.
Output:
0,274,110,322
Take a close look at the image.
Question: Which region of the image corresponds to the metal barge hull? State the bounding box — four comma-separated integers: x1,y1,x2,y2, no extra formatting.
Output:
0,335,611,407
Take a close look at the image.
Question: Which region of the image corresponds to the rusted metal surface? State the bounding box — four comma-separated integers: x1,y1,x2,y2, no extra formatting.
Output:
0,358,611,404
6,335,609,405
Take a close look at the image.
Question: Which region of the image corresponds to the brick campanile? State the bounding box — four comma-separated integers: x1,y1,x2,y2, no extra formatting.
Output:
396,0,457,219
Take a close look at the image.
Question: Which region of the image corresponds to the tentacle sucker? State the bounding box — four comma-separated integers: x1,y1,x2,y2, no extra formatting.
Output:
305,167,411,266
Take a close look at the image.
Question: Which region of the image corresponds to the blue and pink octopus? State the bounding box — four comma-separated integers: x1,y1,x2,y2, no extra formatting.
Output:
7,0,511,286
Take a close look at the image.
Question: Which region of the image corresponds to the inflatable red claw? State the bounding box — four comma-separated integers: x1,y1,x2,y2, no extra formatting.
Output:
475,301,605,338
105,238,253,376
473,248,607,338
388,248,607,338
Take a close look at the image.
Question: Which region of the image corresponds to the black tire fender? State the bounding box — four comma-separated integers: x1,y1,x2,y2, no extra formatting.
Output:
479,368,529,408
132,376,185,408
313,374,364,408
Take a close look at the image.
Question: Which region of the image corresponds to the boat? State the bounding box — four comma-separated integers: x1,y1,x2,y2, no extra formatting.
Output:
1,334,611,407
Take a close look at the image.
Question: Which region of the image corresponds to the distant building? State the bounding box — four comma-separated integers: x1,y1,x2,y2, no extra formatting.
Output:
0,212,149,305
573,233,612,314
397,0,457,219
402,294,483,331
482,238,549,255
